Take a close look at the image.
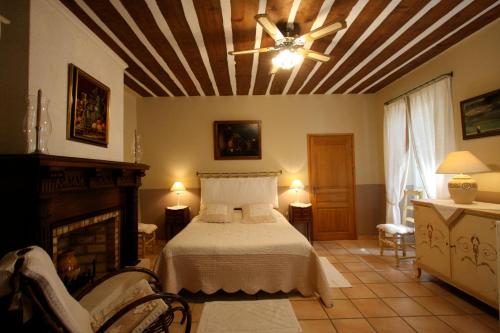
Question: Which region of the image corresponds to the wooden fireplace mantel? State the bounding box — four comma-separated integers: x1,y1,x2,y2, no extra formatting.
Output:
0,154,149,267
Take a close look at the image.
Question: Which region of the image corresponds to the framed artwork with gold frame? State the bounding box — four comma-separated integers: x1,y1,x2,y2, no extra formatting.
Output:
67,64,110,147
213,120,262,160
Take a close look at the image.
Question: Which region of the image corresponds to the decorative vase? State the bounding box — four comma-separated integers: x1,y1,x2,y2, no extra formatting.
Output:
132,130,143,163
23,94,52,154
57,249,81,282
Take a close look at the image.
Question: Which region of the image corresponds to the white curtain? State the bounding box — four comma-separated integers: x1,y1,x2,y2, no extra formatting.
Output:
408,77,456,198
384,99,410,224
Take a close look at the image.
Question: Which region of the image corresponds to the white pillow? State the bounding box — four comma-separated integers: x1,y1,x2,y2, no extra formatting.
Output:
241,203,276,223
198,203,233,223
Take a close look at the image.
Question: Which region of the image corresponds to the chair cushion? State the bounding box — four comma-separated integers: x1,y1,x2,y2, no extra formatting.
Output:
89,278,167,333
20,246,93,333
376,224,414,235
138,223,158,234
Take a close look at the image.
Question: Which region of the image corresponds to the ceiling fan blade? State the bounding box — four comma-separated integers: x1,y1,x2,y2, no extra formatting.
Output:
301,20,346,43
255,14,284,41
228,47,276,55
297,49,331,62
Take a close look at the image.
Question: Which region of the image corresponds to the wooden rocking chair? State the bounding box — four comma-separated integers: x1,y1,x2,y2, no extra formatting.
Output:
0,246,191,333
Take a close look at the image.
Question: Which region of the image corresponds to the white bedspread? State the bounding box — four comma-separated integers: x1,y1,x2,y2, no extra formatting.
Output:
155,210,333,306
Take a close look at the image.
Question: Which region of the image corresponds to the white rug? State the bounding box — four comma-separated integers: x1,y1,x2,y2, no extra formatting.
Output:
197,299,302,333
319,257,352,288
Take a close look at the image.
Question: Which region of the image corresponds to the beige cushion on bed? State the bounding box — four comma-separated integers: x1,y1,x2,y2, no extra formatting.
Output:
241,203,276,223
198,203,233,223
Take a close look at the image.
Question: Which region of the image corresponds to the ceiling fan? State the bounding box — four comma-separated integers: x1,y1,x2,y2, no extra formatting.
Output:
228,14,346,73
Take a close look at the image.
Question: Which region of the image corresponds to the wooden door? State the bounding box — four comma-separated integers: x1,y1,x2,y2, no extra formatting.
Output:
308,134,356,240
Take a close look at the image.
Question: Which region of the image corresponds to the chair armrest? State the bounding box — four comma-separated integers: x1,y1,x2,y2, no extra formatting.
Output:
95,292,191,333
75,267,161,301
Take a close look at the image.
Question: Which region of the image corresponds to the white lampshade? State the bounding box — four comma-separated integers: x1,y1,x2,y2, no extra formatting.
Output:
436,151,489,204
290,179,304,191
436,151,490,174
170,181,186,193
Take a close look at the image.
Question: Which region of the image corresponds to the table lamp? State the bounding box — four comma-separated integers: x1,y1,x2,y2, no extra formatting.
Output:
170,181,186,207
436,151,490,204
290,179,304,204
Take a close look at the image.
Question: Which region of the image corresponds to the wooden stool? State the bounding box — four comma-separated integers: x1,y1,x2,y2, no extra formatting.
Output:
138,223,158,257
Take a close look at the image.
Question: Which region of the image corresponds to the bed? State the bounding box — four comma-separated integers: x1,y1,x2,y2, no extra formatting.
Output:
154,174,333,306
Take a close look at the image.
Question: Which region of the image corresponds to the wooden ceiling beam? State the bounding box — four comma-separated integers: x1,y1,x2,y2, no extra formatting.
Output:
59,0,167,96
333,0,461,94
124,74,152,97
156,0,215,96
83,0,183,96
367,4,500,93
315,0,430,94
298,0,390,94
230,0,259,95
192,0,233,96
121,0,200,96
353,0,499,93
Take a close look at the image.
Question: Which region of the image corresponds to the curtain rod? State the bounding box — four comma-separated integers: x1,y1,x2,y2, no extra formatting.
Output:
196,170,282,178
384,72,453,106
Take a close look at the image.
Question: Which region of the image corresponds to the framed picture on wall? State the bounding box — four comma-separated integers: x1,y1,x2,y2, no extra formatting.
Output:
213,120,262,160
67,63,110,147
460,89,500,140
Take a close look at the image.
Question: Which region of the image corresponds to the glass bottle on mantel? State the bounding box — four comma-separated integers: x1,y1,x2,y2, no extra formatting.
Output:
23,94,52,154
132,130,143,163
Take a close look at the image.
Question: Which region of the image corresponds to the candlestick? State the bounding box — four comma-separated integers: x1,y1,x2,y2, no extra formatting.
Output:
35,89,42,153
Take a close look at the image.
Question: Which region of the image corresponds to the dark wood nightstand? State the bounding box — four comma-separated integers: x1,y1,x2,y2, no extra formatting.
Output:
288,203,313,242
165,206,190,240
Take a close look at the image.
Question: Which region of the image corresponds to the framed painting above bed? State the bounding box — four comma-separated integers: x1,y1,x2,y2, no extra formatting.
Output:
213,120,261,160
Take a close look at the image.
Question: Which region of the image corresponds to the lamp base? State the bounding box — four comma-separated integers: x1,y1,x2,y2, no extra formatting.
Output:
448,174,477,204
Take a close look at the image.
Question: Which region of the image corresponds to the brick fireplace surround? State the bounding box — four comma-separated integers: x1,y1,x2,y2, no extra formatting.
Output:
0,154,149,271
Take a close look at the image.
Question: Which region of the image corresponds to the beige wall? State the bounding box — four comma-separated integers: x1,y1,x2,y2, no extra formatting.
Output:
0,0,30,153
138,94,383,189
1,0,127,160
123,87,138,162
137,94,385,237
376,18,500,195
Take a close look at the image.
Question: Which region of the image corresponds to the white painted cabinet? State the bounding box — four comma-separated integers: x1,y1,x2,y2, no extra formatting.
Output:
414,200,500,308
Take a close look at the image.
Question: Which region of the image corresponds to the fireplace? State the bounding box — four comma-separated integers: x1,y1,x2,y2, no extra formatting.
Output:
0,154,149,268
54,210,121,277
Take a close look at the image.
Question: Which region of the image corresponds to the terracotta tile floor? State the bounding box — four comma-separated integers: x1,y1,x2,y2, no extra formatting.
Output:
152,240,499,332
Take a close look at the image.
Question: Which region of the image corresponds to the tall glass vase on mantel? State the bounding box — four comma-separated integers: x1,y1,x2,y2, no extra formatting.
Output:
23,94,52,154
132,130,143,163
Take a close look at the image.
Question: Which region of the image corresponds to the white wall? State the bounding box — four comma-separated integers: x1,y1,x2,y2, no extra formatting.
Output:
27,0,127,160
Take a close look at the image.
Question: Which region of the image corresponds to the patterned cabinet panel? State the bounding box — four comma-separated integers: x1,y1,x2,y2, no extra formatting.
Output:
450,214,497,305
414,205,451,279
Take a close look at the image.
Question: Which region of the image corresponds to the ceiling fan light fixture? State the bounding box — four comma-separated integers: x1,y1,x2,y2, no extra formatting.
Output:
272,49,303,70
